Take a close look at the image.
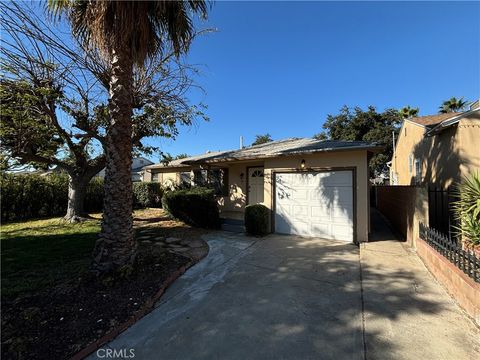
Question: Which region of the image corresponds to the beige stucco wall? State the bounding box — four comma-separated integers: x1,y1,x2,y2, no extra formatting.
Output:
391,120,426,185
216,161,263,213
392,113,480,188
262,150,370,243
458,115,480,180
142,152,370,242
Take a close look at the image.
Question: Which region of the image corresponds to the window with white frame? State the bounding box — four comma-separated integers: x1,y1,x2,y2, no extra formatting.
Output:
408,154,413,174
414,159,421,184
152,172,159,182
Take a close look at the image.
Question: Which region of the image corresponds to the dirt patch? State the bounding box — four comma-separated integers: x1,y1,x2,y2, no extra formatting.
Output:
1,246,188,360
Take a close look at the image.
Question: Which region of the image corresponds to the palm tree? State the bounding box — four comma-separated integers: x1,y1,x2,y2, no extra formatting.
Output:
48,1,208,274
439,97,468,113
399,106,419,119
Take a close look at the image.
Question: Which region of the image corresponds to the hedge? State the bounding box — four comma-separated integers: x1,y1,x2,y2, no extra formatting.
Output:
162,187,220,229
132,182,163,209
245,204,270,236
0,172,167,222
0,173,102,221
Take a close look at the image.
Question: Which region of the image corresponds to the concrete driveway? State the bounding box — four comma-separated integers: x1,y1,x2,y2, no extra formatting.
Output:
92,221,480,360
93,233,363,360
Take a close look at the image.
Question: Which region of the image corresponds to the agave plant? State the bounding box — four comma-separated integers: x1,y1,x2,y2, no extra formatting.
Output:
452,173,480,245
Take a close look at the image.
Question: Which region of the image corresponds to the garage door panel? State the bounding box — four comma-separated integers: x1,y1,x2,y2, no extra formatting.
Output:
275,171,354,242
293,205,308,217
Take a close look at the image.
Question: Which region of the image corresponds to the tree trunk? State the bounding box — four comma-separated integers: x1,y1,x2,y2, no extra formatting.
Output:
64,175,89,222
91,47,136,274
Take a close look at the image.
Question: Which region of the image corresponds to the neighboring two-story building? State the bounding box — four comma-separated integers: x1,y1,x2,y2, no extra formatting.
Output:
390,101,480,189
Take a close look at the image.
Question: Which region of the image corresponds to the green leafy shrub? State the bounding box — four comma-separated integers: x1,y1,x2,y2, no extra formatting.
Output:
0,173,104,221
133,182,163,209
84,177,104,213
0,172,69,221
162,187,220,228
452,172,480,245
245,204,270,236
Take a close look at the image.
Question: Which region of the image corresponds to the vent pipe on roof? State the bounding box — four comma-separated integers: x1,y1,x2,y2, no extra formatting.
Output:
240,136,244,149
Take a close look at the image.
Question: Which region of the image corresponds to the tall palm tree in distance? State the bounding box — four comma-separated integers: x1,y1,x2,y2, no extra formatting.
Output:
48,0,208,274
439,97,468,113
399,106,419,119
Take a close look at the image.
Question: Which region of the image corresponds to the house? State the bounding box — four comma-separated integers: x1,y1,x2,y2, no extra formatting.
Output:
96,156,154,182
143,138,382,243
390,101,480,188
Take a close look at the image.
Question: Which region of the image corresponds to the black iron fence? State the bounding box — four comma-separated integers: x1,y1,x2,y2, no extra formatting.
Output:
420,223,479,283
428,186,457,239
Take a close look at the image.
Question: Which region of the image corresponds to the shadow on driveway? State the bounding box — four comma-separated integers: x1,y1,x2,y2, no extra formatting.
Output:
91,229,476,359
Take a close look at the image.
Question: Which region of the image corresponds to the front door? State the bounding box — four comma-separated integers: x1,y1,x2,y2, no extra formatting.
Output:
248,167,264,205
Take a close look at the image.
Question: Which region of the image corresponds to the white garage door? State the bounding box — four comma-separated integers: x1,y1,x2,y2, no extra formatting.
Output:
274,171,354,242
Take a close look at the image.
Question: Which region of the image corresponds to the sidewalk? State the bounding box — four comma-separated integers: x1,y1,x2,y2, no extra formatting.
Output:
361,209,480,359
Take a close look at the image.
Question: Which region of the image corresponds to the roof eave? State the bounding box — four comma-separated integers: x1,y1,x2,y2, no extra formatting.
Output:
184,145,384,165
426,108,480,136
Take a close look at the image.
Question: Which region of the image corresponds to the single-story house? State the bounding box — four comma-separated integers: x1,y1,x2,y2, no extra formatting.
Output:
143,138,382,243
96,156,154,182
390,101,480,188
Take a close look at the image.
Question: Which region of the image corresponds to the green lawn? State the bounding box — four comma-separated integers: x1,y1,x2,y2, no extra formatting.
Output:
1,217,101,299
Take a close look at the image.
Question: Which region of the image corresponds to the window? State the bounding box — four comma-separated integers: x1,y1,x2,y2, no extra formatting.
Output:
152,173,159,182
414,159,421,184
208,168,229,196
408,154,413,174
180,172,191,186
193,170,208,186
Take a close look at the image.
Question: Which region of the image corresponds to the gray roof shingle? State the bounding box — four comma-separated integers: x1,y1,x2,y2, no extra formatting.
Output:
182,138,381,164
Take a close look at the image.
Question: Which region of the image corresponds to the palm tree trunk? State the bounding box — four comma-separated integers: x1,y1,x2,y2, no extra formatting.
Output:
64,174,89,222
91,47,136,274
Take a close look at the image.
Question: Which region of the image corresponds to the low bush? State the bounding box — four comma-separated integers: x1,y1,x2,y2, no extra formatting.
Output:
133,182,163,209
162,187,220,228
245,204,270,236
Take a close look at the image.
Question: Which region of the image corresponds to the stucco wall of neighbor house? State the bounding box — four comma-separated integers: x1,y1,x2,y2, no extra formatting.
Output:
391,121,426,185
392,113,480,189
262,150,370,243
458,114,480,180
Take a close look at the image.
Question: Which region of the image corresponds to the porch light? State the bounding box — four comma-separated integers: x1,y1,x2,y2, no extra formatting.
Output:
300,159,306,169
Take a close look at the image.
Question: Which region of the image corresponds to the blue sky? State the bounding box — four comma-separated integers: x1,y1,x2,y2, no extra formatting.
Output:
147,0,479,161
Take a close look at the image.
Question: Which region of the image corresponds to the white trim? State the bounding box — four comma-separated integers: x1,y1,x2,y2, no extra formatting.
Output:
426,108,480,136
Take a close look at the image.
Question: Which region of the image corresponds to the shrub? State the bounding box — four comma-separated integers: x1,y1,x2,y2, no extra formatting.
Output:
1,172,68,221
0,173,104,221
452,172,480,245
162,187,220,228
133,182,163,209
245,204,270,236
84,177,104,213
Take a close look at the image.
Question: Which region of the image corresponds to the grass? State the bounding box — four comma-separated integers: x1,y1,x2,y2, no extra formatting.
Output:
1,209,207,301
1,217,101,299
